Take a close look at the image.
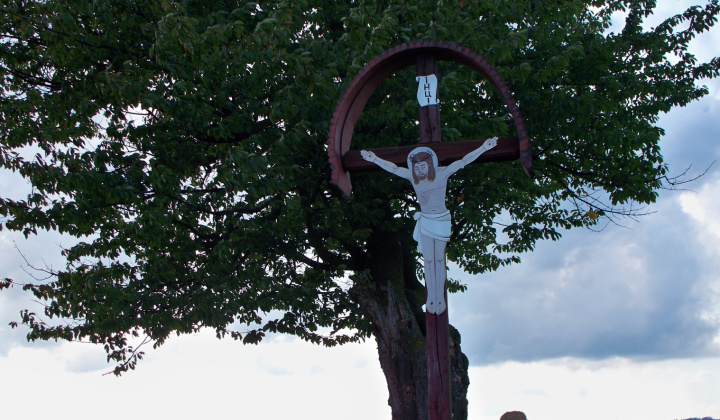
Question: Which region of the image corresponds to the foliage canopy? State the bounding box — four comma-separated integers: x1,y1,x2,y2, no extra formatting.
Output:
1,0,719,379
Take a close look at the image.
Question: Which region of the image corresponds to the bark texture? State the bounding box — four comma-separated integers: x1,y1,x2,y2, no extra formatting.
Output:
351,229,470,420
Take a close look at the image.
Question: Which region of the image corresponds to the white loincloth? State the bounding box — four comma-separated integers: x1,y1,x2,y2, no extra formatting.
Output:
413,210,451,253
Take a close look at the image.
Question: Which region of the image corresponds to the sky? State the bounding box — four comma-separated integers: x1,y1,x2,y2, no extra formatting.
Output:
2,2,720,419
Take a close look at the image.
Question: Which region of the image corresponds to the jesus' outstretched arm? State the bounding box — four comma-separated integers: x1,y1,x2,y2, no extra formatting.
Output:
443,137,498,177
360,150,412,181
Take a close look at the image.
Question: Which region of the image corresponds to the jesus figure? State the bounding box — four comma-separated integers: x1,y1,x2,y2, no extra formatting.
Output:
361,137,498,314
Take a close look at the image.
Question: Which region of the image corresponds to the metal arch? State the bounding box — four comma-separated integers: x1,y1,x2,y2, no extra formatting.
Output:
327,40,533,196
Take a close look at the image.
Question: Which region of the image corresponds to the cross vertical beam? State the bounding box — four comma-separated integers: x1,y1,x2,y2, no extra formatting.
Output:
416,53,451,420
417,54,441,144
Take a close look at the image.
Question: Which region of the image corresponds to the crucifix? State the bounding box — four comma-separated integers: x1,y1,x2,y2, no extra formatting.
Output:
327,41,533,420
360,139,498,314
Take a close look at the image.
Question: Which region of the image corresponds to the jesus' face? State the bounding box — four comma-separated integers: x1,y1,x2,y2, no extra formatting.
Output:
413,161,429,180
409,151,436,184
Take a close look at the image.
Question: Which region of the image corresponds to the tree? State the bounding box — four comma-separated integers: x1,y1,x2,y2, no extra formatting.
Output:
1,0,718,418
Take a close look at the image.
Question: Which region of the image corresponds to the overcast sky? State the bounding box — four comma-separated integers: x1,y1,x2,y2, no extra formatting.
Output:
2,2,720,420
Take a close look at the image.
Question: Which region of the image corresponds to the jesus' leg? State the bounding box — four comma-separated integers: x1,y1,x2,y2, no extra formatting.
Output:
420,234,436,313
421,234,448,314
433,239,447,314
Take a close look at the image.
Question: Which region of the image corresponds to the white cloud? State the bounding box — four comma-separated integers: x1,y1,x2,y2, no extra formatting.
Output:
468,357,720,420
679,176,720,257
678,176,720,342
449,191,720,364
0,331,391,420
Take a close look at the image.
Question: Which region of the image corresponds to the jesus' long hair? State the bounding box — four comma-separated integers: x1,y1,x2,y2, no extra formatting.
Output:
410,152,436,184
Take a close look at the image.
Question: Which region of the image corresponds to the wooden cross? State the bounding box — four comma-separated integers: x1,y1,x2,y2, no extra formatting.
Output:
328,41,533,420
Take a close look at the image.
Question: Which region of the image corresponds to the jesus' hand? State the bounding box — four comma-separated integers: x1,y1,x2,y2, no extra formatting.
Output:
483,136,498,151
360,150,377,162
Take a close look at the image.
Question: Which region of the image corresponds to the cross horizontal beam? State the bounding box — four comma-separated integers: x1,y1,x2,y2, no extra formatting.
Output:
342,136,521,173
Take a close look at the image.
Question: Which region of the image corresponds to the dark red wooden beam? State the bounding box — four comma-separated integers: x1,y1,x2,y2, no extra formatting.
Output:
342,137,520,173
417,52,451,420
427,309,451,420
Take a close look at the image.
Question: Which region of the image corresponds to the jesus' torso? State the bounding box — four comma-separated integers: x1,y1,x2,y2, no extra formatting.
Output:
412,168,451,214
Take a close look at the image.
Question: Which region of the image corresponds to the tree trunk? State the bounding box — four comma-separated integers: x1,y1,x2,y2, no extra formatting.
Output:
351,230,469,420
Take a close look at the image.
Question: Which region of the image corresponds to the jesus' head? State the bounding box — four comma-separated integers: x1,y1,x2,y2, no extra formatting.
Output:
409,151,436,184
